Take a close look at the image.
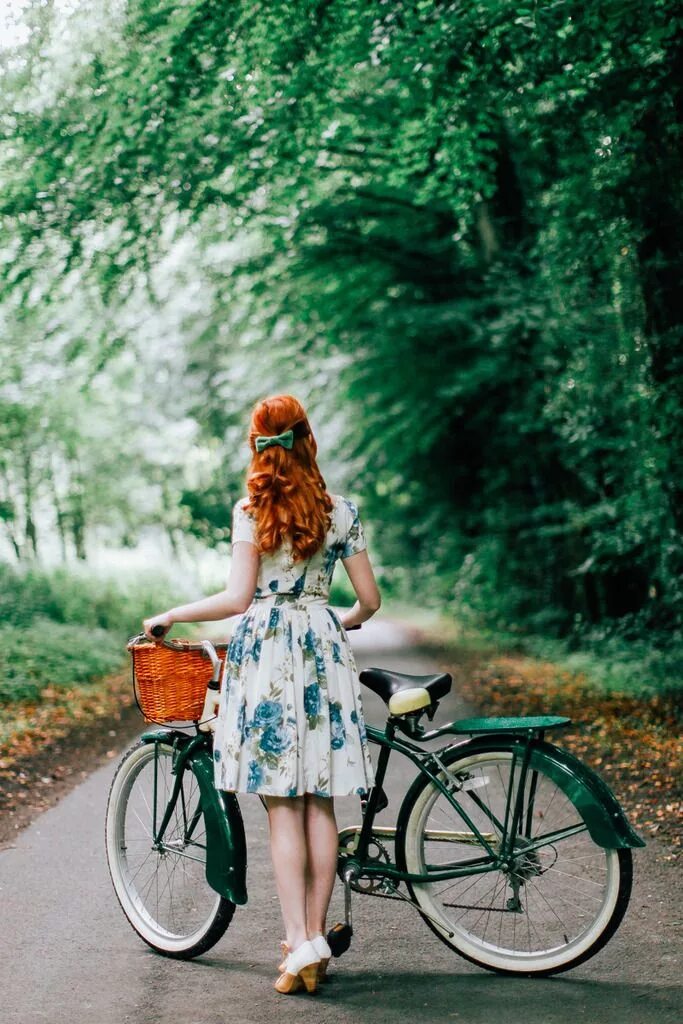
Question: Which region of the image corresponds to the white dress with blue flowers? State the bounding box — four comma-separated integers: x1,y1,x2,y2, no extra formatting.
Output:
212,493,376,798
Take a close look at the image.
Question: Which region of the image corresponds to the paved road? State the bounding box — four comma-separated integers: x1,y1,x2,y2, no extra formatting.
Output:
1,618,680,1024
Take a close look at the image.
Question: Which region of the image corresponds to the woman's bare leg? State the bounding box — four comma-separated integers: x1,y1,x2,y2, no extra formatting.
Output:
264,795,309,949
303,794,338,936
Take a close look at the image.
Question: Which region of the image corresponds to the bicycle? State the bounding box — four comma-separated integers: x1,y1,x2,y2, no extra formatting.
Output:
105,627,645,976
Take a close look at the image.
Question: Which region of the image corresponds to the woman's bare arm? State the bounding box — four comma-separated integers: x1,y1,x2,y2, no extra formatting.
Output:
338,548,381,629
142,541,259,638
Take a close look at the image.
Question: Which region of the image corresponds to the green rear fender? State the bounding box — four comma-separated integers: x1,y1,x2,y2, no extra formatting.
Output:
462,734,646,850
141,730,248,904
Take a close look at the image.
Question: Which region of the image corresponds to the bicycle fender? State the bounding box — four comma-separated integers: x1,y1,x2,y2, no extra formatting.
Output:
460,734,646,850
189,748,248,905
140,730,248,904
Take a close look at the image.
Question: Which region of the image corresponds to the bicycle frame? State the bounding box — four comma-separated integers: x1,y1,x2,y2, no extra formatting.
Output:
341,715,643,888
343,720,515,884
137,709,643,905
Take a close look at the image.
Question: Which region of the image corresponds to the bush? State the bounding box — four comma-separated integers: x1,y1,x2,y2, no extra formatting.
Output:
0,616,124,704
0,562,181,707
0,562,180,634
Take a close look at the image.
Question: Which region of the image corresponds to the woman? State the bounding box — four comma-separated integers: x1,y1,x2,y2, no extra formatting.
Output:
143,394,381,995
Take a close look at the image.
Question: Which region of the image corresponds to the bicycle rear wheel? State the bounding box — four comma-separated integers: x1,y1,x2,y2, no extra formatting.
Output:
396,745,632,975
105,737,235,958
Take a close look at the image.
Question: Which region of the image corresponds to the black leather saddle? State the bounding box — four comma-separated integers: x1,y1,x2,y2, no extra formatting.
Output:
359,666,452,709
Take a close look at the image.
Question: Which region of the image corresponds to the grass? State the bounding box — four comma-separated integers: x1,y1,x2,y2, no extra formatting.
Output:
0,617,123,705
0,562,184,747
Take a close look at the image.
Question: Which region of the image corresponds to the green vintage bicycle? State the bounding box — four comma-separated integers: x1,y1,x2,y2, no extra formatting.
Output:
105,628,645,976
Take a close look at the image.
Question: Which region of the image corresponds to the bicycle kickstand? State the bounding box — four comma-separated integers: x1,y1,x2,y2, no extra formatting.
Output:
326,864,354,958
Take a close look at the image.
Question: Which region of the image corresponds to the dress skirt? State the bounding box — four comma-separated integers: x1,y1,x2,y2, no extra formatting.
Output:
212,593,376,797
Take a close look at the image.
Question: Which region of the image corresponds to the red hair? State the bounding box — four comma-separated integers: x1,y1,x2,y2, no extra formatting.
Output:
243,394,334,561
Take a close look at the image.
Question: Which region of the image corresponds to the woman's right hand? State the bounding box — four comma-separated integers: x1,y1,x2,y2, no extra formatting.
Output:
142,611,174,642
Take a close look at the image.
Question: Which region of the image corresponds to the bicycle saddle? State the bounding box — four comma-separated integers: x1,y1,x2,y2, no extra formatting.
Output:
359,666,452,716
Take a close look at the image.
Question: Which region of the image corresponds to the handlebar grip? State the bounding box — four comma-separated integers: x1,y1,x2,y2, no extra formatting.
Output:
346,623,362,630
151,624,167,638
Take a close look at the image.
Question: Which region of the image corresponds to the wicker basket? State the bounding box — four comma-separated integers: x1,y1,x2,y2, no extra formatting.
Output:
127,634,229,723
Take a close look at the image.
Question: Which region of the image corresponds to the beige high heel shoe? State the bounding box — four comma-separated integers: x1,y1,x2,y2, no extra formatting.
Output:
277,940,291,974
274,939,321,994
310,933,332,981
278,934,331,982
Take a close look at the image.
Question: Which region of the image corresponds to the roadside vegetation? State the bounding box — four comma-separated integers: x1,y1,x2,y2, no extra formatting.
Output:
1,1,680,847
0,564,177,747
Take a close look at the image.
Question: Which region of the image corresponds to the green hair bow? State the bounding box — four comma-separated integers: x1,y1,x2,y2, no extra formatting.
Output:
255,428,294,452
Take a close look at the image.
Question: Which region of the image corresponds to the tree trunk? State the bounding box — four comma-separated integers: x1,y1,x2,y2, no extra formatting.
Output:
22,448,39,559
48,456,69,562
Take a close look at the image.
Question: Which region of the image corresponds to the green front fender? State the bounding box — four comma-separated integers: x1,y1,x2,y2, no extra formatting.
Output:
462,733,646,850
190,748,248,904
141,729,248,904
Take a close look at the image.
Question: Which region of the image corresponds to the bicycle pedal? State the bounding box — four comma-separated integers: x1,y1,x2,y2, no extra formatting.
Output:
361,784,389,814
326,922,353,957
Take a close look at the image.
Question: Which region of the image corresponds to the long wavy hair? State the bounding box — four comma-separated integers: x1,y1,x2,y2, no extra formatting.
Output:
243,394,334,561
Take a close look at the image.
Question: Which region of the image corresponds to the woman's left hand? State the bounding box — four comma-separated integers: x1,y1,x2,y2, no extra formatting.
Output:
142,611,174,642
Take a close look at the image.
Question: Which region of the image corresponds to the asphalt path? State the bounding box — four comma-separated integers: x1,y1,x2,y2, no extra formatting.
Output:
1,617,680,1024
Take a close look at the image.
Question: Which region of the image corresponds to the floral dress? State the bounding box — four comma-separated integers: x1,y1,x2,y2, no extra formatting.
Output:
212,493,376,798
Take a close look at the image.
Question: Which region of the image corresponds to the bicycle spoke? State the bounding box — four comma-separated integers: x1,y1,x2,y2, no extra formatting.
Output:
131,806,153,840
126,847,158,888
405,749,621,967
111,743,224,944
543,865,605,889
526,873,576,934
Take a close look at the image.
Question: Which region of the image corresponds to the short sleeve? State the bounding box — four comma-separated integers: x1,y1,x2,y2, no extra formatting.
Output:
340,497,367,559
231,499,257,546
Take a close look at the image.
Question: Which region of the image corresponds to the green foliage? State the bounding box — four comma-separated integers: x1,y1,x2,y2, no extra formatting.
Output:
0,616,122,704
460,622,682,699
0,563,180,704
1,0,681,667
416,606,681,698
0,562,178,633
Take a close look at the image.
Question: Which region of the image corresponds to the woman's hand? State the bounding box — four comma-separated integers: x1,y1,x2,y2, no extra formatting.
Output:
142,611,174,642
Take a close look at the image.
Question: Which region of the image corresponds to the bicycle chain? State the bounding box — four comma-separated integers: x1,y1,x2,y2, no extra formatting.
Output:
348,835,407,898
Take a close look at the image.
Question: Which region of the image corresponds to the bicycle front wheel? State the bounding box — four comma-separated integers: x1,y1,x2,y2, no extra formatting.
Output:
396,745,632,976
105,737,235,958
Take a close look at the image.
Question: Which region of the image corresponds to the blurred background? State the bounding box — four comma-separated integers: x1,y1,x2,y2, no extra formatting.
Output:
0,0,681,738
